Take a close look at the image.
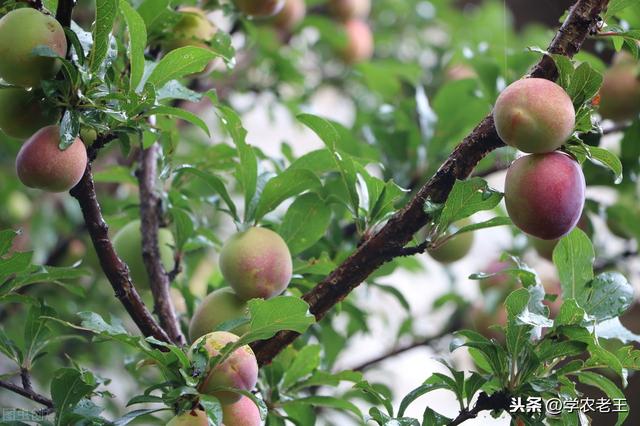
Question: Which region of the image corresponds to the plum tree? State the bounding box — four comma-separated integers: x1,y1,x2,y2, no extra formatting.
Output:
0,8,67,87
427,219,474,264
599,53,640,122
191,331,259,403
16,125,87,192
0,88,60,139
112,220,175,289
167,410,209,426
219,227,292,301
222,396,262,426
165,7,216,51
271,0,306,31
493,78,575,153
329,0,371,21
233,0,284,18
504,152,585,240
341,19,374,64
189,287,249,341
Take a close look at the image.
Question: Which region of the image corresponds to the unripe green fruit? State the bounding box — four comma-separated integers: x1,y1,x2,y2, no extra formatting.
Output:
493,78,575,153
341,19,374,64
234,0,285,18
271,0,306,31
505,152,585,240
427,219,474,264
0,88,60,139
16,125,87,192
219,227,292,301
189,288,250,342
6,191,32,222
191,331,259,404
112,220,175,289
167,410,209,426
222,396,262,426
329,0,371,20
80,128,97,146
165,7,217,51
0,8,67,87
599,54,640,122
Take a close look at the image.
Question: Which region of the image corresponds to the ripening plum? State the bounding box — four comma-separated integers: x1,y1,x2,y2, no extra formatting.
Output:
16,125,87,192
234,0,285,18
529,211,592,260
0,8,67,87
191,331,259,403
271,0,306,31
0,88,60,139
329,0,371,20
189,288,250,341
112,220,175,289
427,219,474,264
219,227,292,301
493,78,575,153
222,396,262,426
165,7,217,51
167,410,209,426
599,53,640,122
341,19,374,64
504,152,585,240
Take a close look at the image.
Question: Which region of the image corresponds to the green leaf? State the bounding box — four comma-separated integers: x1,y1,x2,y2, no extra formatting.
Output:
147,105,210,136
606,0,638,17
585,146,623,184
255,169,323,221
279,193,331,255
171,208,194,252
90,0,118,74
173,166,238,221
281,345,321,390
566,62,603,107
438,178,503,227
594,318,640,343
451,216,511,235
51,368,98,425
239,297,315,343
581,272,634,321
281,396,363,421
119,0,147,90
577,371,628,426
146,47,217,89
553,228,594,301
397,381,448,417
136,0,173,33
0,230,18,256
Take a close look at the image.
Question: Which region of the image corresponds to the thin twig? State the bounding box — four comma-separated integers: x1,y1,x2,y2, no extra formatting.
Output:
137,144,186,345
447,391,511,426
250,0,610,366
0,380,54,409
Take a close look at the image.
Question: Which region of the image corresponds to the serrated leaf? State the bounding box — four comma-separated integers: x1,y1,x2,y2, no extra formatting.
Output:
586,146,623,184
255,169,323,221
577,371,628,426
280,193,331,255
239,297,315,344
147,105,210,136
146,47,217,89
553,228,594,301
581,272,634,321
281,345,321,390
438,178,503,227
119,0,147,90
90,0,118,74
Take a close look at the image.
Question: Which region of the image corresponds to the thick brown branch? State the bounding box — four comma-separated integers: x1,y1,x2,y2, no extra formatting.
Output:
69,165,171,343
0,379,53,408
137,144,186,346
250,0,609,366
447,391,511,426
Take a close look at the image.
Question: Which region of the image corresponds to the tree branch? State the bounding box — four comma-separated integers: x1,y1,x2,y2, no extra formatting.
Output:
250,0,609,366
69,165,171,343
137,143,186,346
0,379,53,409
447,391,511,426
350,313,463,372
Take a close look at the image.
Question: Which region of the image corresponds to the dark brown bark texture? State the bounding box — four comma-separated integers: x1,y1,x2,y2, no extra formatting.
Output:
250,0,609,366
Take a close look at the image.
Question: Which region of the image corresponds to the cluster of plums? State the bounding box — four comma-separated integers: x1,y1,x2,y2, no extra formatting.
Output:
0,9,88,193
164,227,292,426
495,78,585,241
